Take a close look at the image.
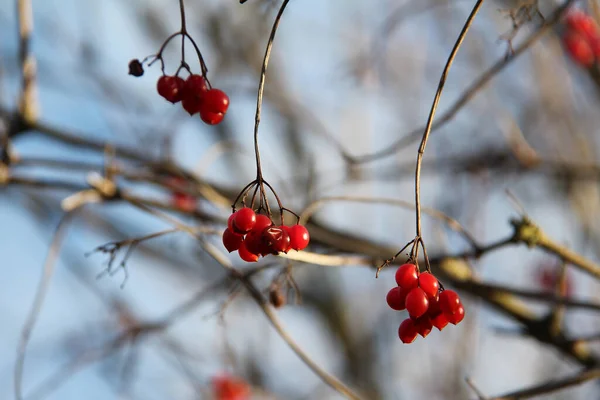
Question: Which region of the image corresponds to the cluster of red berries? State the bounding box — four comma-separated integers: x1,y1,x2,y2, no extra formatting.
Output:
222,207,310,262
386,263,465,343
211,374,250,400
562,10,600,67
157,74,230,125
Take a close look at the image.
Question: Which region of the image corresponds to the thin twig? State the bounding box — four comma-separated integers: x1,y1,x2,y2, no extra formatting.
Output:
15,212,77,400
16,0,38,124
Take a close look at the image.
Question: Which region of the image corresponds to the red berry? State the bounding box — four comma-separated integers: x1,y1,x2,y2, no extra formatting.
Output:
386,287,408,311
262,226,291,254
414,315,433,338
447,305,465,325
180,75,208,115
186,74,208,94
157,75,185,103
172,192,196,212
238,241,258,262
566,11,600,41
395,263,419,289
563,31,595,67
439,290,461,315
252,214,273,233
288,224,310,251
227,213,244,236
243,230,265,256
405,287,429,319
233,207,256,233
418,272,439,300
212,375,250,400
398,318,418,344
204,88,230,114
200,109,225,125
222,228,243,253
431,312,449,331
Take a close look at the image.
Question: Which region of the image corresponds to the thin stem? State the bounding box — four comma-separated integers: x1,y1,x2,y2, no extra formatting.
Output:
414,0,484,240
252,0,291,180
16,0,38,124
179,0,186,66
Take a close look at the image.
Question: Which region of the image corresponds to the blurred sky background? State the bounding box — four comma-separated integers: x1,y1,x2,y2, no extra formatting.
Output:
1,0,600,399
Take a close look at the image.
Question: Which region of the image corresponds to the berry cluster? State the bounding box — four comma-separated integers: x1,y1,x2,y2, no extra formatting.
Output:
562,10,600,67
222,207,310,262
156,74,230,125
386,263,465,343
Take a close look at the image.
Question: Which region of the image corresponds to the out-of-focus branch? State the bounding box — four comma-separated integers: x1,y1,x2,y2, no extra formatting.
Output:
16,0,38,125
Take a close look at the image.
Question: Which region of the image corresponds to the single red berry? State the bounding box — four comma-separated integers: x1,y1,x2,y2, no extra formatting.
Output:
405,287,429,319
181,94,203,115
252,214,273,232
386,286,408,311
288,224,310,251
238,241,258,263
172,192,196,212
200,109,225,125
233,207,256,234
186,74,208,94
563,31,595,67
212,375,251,400
414,315,433,338
204,88,230,114
157,75,185,103
223,228,244,253
418,272,439,300
395,263,419,289
262,226,291,254
398,318,418,344
431,312,449,331
439,290,461,315
447,305,465,325
227,213,244,236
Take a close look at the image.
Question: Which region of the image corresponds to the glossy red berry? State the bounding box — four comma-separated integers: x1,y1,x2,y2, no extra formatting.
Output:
418,272,439,300
243,230,265,256
262,226,291,254
238,241,258,263
200,109,225,125
288,224,310,251
181,75,208,115
447,305,465,325
405,287,429,319
386,287,408,311
395,263,419,289
223,228,243,253
233,208,256,234
439,290,461,315
398,318,418,344
186,74,208,93
431,312,449,331
252,214,273,232
563,31,595,67
414,315,433,338
157,75,185,103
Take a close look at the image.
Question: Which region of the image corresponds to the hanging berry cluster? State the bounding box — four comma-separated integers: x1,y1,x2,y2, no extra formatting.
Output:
127,0,229,125
386,263,465,343
562,9,600,67
222,207,310,263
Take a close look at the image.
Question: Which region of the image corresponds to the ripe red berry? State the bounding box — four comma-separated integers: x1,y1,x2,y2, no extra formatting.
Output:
253,214,273,232
386,286,408,311
398,318,418,344
238,241,258,263
181,75,208,115
233,208,256,234
439,290,461,315
447,305,465,325
431,312,449,331
405,287,429,319
157,75,185,103
262,226,291,254
563,31,595,67
395,263,419,289
186,74,208,93
212,374,251,400
227,213,244,236
288,224,310,251
243,230,265,256
418,272,439,300
222,228,243,253
200,109,225,125
414,315,433,338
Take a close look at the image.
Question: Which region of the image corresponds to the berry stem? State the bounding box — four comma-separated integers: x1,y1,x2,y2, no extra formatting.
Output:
252,0,291,216
413,0,484,269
